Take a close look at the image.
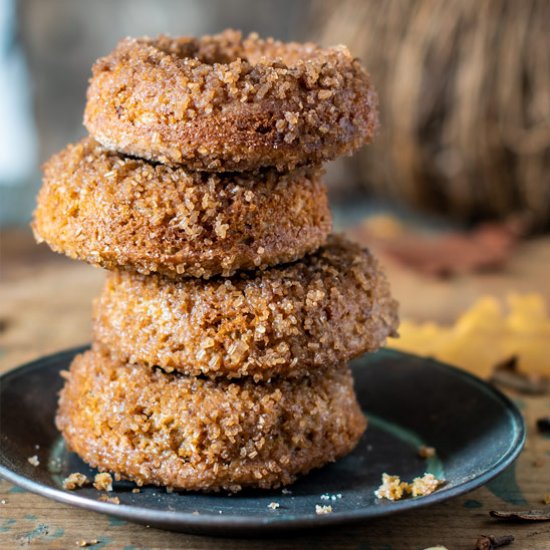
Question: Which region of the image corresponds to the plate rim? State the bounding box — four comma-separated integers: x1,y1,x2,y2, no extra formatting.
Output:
0,345,526,533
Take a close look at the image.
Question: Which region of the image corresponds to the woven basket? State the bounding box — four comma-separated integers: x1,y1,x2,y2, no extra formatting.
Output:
313,0,550,229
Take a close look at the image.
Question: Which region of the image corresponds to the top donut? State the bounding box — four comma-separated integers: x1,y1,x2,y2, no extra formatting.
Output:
84,30,379,171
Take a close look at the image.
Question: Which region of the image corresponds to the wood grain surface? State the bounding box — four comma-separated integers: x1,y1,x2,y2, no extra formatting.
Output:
1,229,549,550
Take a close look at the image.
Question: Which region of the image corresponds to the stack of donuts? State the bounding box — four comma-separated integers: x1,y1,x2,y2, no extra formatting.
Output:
32,30,398,492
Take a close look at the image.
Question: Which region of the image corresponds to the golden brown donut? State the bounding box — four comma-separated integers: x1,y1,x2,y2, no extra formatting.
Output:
32,137,331,278
84,30,379,171
56,348,367,492
93,236,399,380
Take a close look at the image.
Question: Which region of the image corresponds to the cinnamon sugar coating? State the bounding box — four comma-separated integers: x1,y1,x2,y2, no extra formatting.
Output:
32,137,331,278
84,30,379,171
93,236,399,380
56,348,367,492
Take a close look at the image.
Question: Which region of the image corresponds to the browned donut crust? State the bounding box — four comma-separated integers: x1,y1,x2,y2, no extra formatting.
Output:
93,236,399,380
32,137,331,278
84,30,379,171
56,348,366,492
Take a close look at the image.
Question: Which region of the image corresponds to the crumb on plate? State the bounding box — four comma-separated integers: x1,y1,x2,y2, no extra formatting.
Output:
63,473,89,490
418,445,436,459
375,472,444,501
315,504,333,515
98,494,120,505
410,473,444,497
93,472,113,492
320,493,342,501
374,473,409,501
27,455,39,467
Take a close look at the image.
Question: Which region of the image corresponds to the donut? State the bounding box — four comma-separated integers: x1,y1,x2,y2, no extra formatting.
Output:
93,236,399,380
32,137,331,278
56,348,367,492
84,30,379,171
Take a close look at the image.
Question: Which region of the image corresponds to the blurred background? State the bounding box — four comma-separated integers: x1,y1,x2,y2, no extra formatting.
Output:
2,0,549,229
1,0,549,373
2,5,549,545
2,0,313,225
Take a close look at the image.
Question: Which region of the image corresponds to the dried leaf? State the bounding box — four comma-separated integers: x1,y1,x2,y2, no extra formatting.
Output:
350,215,525,278
475,534,514,549
490,357,548,395
389,294,550,379
490,509,550,522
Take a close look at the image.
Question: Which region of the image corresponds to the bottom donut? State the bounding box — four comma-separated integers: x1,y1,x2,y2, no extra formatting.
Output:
56,348,367,492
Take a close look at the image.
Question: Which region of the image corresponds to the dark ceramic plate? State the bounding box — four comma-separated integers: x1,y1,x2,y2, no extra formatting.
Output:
0,346,524,536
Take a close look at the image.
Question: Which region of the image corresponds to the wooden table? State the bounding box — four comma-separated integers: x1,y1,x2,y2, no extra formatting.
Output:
1,229,549,549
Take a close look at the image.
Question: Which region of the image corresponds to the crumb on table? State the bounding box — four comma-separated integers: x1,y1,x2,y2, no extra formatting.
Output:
63,473,89,490
93,472,113,492
75,540,99,547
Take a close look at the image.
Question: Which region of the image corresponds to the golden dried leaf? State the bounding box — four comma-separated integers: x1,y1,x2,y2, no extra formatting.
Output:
389,294,550,378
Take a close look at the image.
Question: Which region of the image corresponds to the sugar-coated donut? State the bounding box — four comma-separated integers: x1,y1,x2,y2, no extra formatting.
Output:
56,348,367,492
93,236,399,380
33,137,331,278
84,30,378,171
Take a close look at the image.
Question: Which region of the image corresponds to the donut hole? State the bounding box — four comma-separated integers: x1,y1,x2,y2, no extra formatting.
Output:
153,33,244,66
151,31,316,69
